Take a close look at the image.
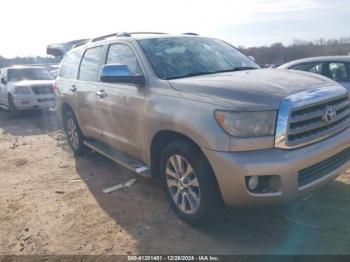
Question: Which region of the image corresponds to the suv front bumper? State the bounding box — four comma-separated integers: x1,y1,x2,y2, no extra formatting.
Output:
203,127,350,207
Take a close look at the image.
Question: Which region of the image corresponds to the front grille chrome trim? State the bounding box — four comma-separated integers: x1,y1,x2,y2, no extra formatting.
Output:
31,85,53,95
275,85,349,149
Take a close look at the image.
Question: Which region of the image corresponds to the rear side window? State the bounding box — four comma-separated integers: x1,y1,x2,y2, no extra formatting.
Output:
59,50,83,79
79,46,104,81
326,62,350,83
290,62,322,74
106,44,142,75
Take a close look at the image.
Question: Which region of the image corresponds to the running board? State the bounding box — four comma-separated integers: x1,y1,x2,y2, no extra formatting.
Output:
83,139,151,178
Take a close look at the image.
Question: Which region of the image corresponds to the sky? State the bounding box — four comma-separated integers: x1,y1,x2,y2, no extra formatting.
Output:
0,0,349,57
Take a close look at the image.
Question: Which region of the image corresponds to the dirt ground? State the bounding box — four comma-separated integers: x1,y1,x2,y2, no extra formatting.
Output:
0,109,350,255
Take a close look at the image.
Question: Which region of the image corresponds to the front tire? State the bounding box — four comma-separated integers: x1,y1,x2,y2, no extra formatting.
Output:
62,109,86,156
160,140,221,225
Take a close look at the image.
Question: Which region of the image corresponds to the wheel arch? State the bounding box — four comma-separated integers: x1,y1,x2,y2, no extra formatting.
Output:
149,130,212,178
149,129,224,205
61,102,74,116
60,102,85,136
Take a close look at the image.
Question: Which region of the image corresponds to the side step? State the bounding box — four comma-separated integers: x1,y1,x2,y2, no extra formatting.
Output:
83,139,152,178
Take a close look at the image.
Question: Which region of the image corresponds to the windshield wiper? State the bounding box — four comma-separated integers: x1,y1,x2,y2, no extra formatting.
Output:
166,67,258,80
214,67,258,73
166,72,213,80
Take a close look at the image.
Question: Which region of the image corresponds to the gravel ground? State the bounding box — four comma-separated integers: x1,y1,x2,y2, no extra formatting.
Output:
0,109,350,255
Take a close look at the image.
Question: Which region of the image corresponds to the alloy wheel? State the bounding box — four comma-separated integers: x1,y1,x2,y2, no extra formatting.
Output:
165,154,201,214
66,118,79,150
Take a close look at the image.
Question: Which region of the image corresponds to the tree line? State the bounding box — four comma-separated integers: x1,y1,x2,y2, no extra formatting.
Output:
0,56,60,68
239,37,350,66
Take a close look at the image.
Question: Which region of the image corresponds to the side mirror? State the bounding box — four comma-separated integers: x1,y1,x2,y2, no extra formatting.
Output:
100,64,145,86
0,78,6,84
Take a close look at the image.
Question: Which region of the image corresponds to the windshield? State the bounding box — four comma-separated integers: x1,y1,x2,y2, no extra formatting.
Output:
8,68,54,82
138,37,259,80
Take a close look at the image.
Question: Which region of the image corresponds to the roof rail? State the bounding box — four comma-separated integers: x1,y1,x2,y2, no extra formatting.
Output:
182,32,199,36
90,33,118,42
127,32,168,35
72,32,170,48
72,39,90,48
90,32,168,42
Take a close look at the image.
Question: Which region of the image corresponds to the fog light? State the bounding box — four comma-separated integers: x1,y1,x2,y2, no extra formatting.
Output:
246,175,281,193
247,176,259,191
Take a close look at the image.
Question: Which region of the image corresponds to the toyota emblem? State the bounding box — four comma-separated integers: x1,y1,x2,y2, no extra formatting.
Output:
322,106,337,124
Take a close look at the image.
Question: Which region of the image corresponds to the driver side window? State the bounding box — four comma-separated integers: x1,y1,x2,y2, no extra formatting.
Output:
291,62,322,74
106,44,142,76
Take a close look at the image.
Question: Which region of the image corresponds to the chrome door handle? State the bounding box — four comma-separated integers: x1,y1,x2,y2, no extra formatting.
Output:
70,85,77,92
96,90,107,98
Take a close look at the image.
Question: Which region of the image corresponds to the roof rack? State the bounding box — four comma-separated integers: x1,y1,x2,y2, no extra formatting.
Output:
127,32,168,35
89,32,168,43
71,39,90,48
182,33,199,36
72,32,198,48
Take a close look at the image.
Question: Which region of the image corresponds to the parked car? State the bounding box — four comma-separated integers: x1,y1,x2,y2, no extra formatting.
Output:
54,32,350,224
278,56,350,90
0,65,55,116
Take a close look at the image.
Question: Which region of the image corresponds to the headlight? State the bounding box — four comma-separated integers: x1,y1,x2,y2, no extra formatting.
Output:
215,110,277,137
15,86,31,94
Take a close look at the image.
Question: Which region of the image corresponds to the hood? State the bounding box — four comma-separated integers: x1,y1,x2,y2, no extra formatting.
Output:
168,69,338,110
14,80,54,87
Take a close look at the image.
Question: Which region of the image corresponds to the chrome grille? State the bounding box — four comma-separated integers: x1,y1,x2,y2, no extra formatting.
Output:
31,85,53,95
287,95,350,147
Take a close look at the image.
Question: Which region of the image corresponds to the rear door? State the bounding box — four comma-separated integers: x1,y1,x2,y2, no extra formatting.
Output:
75,45,105,139
97,43,146,160
56,49,83,117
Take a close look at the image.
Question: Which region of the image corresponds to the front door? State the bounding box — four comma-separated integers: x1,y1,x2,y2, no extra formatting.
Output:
96,43,146,160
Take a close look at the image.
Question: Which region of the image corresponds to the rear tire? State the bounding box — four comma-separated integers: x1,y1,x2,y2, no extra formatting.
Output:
8,95,19,117
160,140,221,225
62,109,86,156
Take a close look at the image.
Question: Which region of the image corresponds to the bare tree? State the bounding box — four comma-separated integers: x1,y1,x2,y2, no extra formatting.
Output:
240,36,350,66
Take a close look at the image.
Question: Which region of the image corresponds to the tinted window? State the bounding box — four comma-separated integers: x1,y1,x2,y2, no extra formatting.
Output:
79,46,103,81
8,68,54,82
290,62,322,74
327,62,350,82
59,50,83,79
138,37,259,80
106,44,142,75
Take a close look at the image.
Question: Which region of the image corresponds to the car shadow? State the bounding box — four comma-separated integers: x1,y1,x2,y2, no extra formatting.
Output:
72,148,350,255
0,109,61,136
